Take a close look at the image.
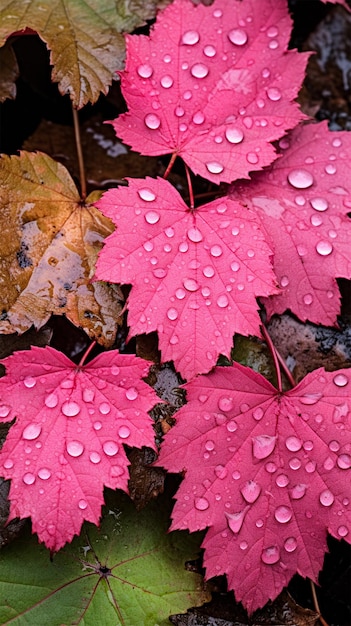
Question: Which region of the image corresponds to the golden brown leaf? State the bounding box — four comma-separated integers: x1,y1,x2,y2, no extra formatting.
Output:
0,151,122,345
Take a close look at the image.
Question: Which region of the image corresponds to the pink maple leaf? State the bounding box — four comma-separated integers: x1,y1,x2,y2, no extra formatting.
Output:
0,346,158,551
112,0,310,184
94,177,277,380
230,121,351,326
156,362,351,613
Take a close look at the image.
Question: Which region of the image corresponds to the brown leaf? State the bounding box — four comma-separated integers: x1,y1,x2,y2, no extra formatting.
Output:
0,0,167,108
0,151,123,345
0,41,18,101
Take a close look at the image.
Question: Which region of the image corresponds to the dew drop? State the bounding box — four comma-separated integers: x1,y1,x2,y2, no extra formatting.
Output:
210,245,223,257
194,497,209,511
3,459,13,469
93,421,102,431
337,525,349,537
193,111,205,125
303,294,313,305
206,162,224,174
316,241,333,256
267,87,281,101
231,261,240,272
320,489,334,507
225,127,244,144
62,401,80,417
299,392,322,405
190,63,209,78
241,480,261,503
0,405,10,418
311,197,330,212
187,227,203,243
204,44,216,57
175,287,186,299
144,113,161,130
167,307,178,321
103,441,118,456
274,505,292,523
118,425,131,439
175,105,185,117
261,546,280,565
111,365,120,376
83,388,95,403
333,373,348,387
145,210,160,225
287,169,314,189
23,376,36,389
183,278,199,292
45,393,58,408
246,152,259,164
252,435,276,459
38,468,51,480
285,436,302,452
138,188,156,202
217,294,229,308
203,266,215,278
228,29,248,46
22,423,41,441
337,454,351,470
160,75,173,88
22,472,35,485
284,537,297,552
90,452,101,464
126,387,138,401
226,508,247,533
137,64,153,78
99,402,111,414
214,464,227,479
78,499,88,510
253,407,264,421
182,30,200,45
66,440,84,457
276,474,289,487
218,396,233,412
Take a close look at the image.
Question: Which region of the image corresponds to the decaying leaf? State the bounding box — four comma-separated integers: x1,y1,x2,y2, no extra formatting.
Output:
0,0,166,108
0,151,123,346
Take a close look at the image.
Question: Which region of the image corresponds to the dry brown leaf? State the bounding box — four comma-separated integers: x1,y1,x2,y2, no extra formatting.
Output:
0,151,122,345
0,41,19,102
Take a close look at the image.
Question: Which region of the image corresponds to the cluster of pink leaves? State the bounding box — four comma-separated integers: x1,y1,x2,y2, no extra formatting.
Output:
0,0,350,614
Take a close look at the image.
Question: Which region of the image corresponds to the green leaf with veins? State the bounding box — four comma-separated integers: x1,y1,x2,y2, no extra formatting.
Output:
0,491,209,626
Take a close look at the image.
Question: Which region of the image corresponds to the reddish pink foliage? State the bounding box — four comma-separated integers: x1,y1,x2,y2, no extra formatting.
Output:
0,347,158,551
94,177,277,380
230,122,351,326
156,363,351,613
113,0,309,184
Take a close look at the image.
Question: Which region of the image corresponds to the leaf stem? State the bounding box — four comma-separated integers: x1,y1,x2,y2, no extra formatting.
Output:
185,164,194,210
72,104,87,201
310,580,329,626
79,341,97,367
261,325,282,392
163,152,177,179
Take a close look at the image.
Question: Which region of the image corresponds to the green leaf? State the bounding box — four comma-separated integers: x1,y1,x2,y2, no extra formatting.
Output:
0,491,209,625
0,0,166,108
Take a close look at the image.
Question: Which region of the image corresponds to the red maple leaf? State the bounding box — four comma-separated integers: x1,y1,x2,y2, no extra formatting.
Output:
156,362,351,613
230,122,351,326
94,177,277,380
0,346,158,551
112,0,309,184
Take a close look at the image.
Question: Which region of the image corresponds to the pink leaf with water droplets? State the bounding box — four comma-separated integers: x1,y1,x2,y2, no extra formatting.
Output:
156,363,351,613
230,121,351,325
112,0,309,184
0,346,158,551
94,177,277,380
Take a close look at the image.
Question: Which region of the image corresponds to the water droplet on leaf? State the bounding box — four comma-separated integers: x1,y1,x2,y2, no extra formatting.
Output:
66,441,84,457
